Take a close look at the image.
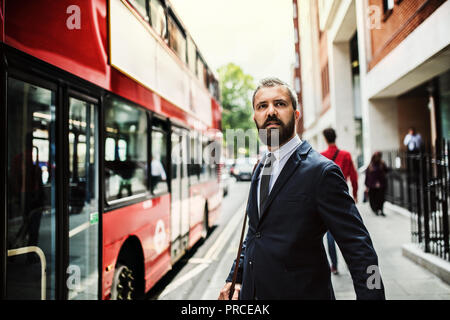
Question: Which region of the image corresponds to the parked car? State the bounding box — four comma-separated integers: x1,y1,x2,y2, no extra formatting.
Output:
233,162,254,181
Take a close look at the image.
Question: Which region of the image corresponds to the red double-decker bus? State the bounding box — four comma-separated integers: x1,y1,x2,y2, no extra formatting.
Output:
0,0,223,300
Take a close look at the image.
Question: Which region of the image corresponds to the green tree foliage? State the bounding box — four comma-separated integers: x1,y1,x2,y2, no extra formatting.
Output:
218,63,257,157
218,63,255,132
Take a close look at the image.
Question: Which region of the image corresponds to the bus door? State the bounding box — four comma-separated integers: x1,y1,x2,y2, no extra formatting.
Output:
5,74,100,300
66,92,99,300
170,129,189,263
6,76,58,300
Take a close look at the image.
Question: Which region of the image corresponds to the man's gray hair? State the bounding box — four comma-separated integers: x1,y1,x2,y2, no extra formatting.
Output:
252,77,298,111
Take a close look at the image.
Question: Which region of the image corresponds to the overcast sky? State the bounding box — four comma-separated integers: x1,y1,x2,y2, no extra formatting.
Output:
170,0,296,85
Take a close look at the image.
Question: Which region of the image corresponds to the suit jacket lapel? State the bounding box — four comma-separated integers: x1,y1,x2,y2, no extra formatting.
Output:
259,141,312,223
248,160,263,223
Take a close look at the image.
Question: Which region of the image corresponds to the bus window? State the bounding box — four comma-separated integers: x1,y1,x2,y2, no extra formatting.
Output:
200,137,211,182
151,120,168,194
196,55,206,86
149,0,167,40
188,134,200,184
67,96,99,300
209,139,218,180
187,36,197,75
168,13,186,63
105,137,115,161
104,97,149,203
6,77,56,299
129,0,149,22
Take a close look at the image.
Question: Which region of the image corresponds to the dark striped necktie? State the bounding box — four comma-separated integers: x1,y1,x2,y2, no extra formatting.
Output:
260,153,275,217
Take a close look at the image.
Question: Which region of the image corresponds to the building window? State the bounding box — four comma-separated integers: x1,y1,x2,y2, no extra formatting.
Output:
104,97,149,203
321,62,330,100
383,0,394,19
383,0,394,12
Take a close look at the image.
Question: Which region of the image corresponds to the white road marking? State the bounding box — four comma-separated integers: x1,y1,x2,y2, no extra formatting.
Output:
158,202,247,299
203,202,247,261
158,263,209,298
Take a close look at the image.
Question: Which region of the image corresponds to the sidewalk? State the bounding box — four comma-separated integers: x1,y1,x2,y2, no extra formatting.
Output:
331,202,450,300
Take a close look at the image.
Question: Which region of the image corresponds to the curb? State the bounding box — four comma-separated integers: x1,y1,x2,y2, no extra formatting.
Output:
384,201,411,219
402,243,450,285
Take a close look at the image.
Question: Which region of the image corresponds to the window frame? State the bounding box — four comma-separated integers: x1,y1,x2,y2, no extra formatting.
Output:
103,94,151,209
149,0,168,41
150,113,170,196
167,8,187,64
127,0,150,22
382,0,395,20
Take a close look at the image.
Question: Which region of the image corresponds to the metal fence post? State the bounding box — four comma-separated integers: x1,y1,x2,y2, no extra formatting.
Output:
442,141,449,260
421,151,431,253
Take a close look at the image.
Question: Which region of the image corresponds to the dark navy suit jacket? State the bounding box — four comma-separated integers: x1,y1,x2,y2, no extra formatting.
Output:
226,141,385,300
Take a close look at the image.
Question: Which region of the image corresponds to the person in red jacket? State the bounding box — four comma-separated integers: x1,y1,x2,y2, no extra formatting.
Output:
321,128,359,275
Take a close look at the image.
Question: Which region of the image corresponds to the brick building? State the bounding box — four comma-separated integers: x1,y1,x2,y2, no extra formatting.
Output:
293,0,450,167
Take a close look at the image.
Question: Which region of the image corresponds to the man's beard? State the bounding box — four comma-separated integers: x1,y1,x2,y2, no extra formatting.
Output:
255,113,296,148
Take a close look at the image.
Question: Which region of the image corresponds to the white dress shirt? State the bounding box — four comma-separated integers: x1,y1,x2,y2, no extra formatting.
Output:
257,135,302,215
403,133,422,152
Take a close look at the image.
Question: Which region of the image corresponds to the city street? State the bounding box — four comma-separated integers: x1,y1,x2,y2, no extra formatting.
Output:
148,180,450,300
147,180,251,300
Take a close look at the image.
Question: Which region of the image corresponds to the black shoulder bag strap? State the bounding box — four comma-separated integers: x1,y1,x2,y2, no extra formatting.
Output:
229,160,260,300
332,149,340,162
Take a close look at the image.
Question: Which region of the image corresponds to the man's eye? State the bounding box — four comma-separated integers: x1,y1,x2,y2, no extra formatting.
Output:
276,102,286,106
258,104,267,109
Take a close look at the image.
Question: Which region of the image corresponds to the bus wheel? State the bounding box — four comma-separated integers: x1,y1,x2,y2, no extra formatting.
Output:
111,263,136,300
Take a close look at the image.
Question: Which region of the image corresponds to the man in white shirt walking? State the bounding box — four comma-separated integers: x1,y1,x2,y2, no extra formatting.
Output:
403,127,423,154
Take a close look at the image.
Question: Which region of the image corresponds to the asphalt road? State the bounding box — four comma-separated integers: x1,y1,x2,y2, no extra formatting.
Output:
147,180,251,300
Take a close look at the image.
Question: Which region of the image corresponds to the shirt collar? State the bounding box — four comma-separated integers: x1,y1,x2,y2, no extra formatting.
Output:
265,135,302,162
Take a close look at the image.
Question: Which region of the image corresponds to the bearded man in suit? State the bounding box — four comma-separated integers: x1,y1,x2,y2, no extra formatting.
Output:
218,78,385,300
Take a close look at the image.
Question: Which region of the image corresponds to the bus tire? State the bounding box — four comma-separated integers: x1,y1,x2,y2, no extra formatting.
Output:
111,263,137,300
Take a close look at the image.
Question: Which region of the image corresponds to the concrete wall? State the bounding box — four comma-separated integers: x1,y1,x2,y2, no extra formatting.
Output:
356,0,450,164
368,0,447,70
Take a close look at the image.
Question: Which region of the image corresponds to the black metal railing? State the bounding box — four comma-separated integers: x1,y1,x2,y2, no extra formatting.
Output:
381,139,449,261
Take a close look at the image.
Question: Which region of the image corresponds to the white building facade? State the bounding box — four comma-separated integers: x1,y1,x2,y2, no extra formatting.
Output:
295,0,450,167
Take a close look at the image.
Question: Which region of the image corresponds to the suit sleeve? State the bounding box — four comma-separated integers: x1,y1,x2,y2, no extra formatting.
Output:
225,230,249,283
316,162,385,300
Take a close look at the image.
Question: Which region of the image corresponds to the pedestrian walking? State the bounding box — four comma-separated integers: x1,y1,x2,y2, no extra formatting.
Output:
365,151,388,216
403,127,422,205
321,128,359,275
218,77,385,300
403,127,423,154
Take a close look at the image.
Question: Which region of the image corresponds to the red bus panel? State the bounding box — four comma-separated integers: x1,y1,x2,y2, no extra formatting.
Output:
102,194,172,298
1,0,4,42
4,0,219,134
5,0,108,88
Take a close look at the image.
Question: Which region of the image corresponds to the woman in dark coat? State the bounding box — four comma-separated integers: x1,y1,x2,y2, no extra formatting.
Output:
365,151,388,216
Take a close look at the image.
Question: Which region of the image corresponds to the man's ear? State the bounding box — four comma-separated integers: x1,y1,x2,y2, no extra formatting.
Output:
295,110,300,120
